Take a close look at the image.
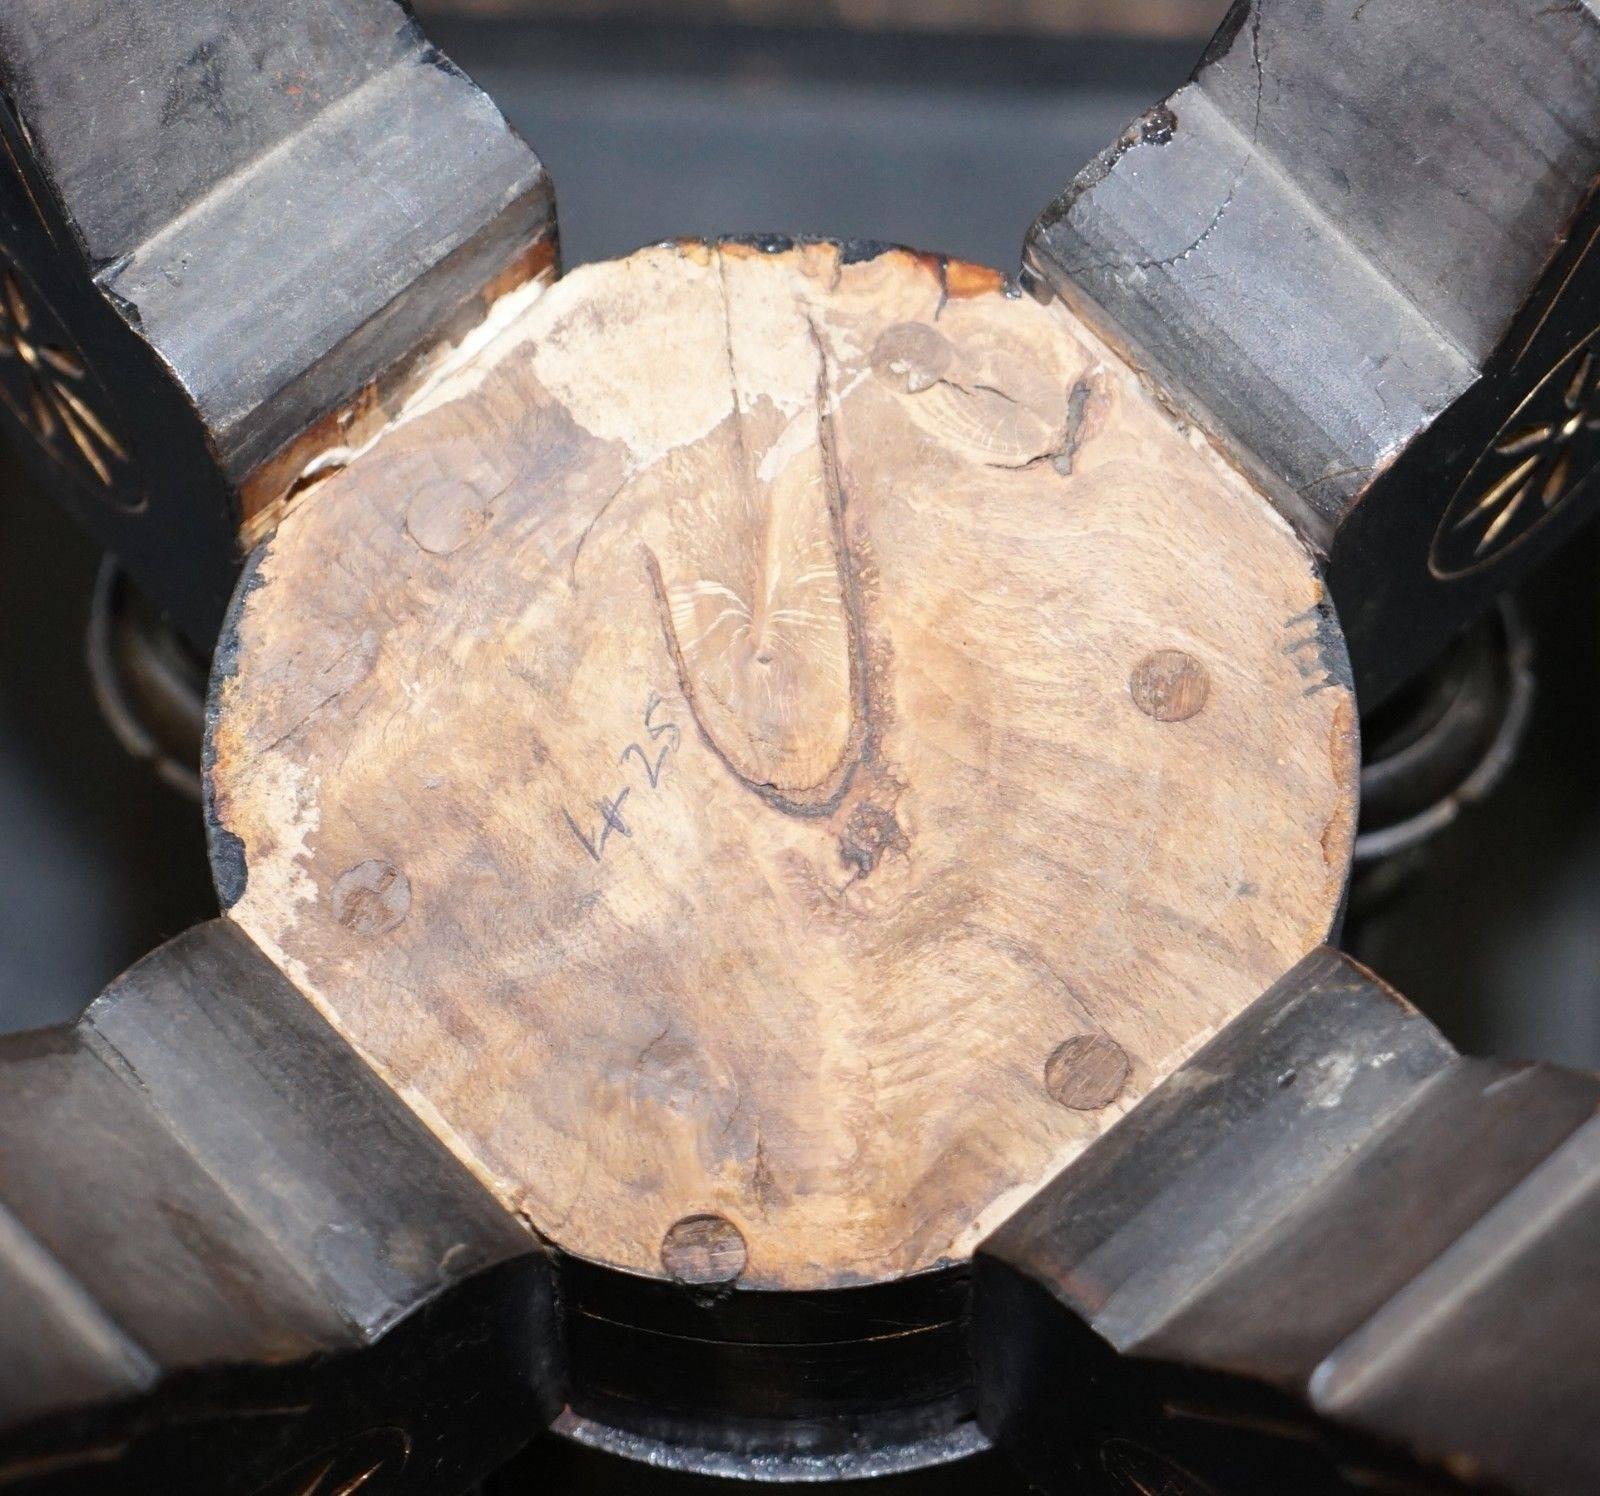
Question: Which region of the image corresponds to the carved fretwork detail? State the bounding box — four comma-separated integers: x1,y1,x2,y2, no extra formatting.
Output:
1431,330,1600,578
0,252,137,507
255,1427,410,1496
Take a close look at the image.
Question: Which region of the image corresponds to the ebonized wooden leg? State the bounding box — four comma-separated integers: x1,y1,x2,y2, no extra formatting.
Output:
1025,0,1600,704
975,949,1600,1496
0,0,555,643
0,922,557,1493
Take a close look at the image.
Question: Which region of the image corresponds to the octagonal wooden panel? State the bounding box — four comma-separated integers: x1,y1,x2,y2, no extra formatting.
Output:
208,239,1356,1290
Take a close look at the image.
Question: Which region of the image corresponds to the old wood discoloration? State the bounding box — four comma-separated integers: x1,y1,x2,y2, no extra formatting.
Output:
1045,1034,1132,1112
1130,649,1211,722
660,1213,749,1286
209,239,1355,1290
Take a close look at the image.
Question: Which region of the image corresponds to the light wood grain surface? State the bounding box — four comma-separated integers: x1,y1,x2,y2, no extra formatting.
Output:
209,239,1356,1290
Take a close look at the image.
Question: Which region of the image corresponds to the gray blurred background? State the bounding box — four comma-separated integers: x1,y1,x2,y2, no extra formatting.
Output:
4,0,1600,1072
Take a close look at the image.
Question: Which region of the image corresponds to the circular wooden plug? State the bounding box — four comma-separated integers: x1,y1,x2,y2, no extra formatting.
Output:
208,238,1356,1294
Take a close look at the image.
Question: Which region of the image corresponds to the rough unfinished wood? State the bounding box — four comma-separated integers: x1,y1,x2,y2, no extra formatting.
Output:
208,238,1356,1291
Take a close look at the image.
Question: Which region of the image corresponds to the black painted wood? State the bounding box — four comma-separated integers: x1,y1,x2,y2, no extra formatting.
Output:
975,949,1600,1495
0,921,557,1494
0,0,555,644
1025,0,1600,705
555,1253,979,1480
